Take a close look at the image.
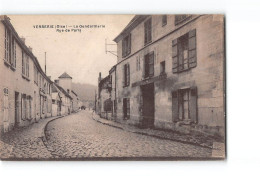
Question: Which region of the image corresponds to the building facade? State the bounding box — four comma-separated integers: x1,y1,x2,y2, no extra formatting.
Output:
0,16,53,134
100,15,225,137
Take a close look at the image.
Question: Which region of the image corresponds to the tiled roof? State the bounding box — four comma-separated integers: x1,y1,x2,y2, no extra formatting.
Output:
58,72,72,79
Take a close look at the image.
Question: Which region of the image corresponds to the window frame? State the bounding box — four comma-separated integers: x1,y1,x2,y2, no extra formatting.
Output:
122,33,131,58
144,18,152,45
162,15,167,26
144,51,154,78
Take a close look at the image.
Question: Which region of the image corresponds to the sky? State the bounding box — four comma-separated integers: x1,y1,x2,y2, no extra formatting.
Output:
8,15,134,86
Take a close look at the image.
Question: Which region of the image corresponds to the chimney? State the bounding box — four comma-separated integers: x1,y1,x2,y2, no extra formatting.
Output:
28,46,33,53
21,37,25,43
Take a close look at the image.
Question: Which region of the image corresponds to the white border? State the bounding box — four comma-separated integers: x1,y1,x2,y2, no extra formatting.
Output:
1,0,260,176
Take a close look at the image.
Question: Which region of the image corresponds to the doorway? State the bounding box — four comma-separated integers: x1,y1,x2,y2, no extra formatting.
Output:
15,92,20,127
141,83,155,128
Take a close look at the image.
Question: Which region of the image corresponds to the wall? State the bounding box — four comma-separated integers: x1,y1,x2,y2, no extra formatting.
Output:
59,78,72,92
0,20,53,134
115,15,225,136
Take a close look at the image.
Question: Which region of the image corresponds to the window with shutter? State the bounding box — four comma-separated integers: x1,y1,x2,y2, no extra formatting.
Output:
188,29,197,68
162,15,167,26
22,52,25,75
172,29,197,73
144,52,154,78
122,34,131,57
144,18,152,45
172,90,179,122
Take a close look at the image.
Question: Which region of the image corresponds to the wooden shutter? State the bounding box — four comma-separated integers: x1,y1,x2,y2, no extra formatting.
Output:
172,90,179,122
128,34,131,55
172,39,178,73
127,64,130,86
149,52,154,77
188,29,197,68
122,65,125,87
189,87,198,123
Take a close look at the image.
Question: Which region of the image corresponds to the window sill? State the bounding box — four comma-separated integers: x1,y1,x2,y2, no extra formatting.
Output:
4,60,16,71
162,23,167,27
22,74,30,81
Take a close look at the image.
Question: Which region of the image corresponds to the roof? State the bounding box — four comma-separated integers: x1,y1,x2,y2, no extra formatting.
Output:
58,72,72,79
52,82,72,100
1,15,52,84
113,15,149,43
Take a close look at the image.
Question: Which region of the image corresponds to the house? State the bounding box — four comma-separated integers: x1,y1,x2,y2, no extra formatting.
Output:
101,15,225,136
52,72,80,114
0,15,53,134
97,73,113,120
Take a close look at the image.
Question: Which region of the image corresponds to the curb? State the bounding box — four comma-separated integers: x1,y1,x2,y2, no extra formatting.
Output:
92,113,212,149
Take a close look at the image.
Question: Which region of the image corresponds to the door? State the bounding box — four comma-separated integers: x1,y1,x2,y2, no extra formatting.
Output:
3,88,9,132
15,92,20,126
141,83,155,128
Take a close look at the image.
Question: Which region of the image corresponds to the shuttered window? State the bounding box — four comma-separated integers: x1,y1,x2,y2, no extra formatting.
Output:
144,18,152,45
123,63,130,87
144,52,154,78
172,29,197,73
172,87,197,123
122,34,131,57
22,52,25,75
162,15,167,26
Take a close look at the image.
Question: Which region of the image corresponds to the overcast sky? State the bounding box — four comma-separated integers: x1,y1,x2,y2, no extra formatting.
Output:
8,15,134,86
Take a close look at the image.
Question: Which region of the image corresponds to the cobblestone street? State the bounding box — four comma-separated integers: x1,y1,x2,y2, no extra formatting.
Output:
44,110,211,159
0,110,212,160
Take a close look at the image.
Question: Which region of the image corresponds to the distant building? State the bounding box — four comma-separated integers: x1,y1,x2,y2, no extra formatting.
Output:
52,72,80,114
0,16,53,134
97,73,113,119
99,15,225,136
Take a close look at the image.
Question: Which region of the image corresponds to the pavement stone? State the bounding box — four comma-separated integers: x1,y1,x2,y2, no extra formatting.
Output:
0,115,63,160
44,110,213,159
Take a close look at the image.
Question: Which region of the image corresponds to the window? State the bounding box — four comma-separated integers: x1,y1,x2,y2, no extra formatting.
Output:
175,15,192,25
26,55,29,77
172,87,197,123
123,63,130,87
123,98,130,119
22,52,25,75
160,61,165,74
4,27,16,69
4,28,10,63
11,37,16,68
144,18,152,45
136,57,141,71
144,52,154,78
162,15,167,26
172,29,197,73
122,34,131,57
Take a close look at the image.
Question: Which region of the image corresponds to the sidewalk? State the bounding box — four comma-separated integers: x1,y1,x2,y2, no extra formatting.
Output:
0,115,64,160
92,113,224,149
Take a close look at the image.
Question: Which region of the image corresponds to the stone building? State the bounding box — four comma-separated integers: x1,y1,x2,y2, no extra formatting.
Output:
97,73,113,119
52,72,80,114
0,16,53,134
101,15,225,136
51,82,72,116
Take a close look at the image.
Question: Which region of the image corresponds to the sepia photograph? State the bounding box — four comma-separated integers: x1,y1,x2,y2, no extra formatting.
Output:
0,14,225,160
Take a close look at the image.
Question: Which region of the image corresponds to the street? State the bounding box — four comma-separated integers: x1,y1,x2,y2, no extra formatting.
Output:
44,110,211,159
0,110,211,160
